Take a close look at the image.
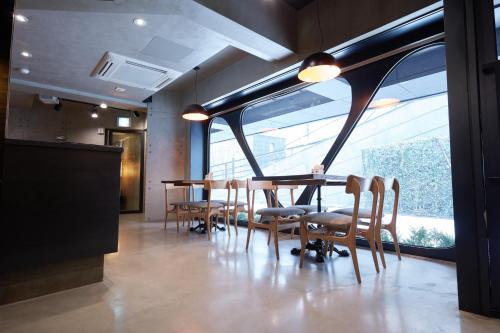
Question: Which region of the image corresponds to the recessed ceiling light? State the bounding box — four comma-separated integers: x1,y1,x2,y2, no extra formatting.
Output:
133,18,147,27
114,87,126,93
100,103,108,109
14,14,29,23
19,68,30,74
20,51,32,58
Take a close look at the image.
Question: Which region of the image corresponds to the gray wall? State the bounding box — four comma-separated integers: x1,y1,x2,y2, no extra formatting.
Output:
144,91,187,222
7,92,146,144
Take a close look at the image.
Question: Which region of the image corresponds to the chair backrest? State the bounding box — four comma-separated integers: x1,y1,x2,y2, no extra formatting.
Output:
205,180,230,208
246,179,278,222
164,183,188,208
231,179,247,209
275,184,299,206
345,175,378,236
374,176,399,228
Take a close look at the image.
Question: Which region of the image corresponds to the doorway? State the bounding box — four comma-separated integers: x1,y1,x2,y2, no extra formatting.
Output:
106,129,145,213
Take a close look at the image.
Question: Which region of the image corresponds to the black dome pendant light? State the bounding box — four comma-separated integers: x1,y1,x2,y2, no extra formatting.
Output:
182,66,209,121
298,0,340,83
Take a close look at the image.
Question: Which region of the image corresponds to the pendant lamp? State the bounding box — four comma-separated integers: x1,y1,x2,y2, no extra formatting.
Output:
298,0,340,83
182,66,209,121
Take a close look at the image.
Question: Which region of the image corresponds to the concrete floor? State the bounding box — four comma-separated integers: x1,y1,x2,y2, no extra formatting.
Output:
1,215,499,333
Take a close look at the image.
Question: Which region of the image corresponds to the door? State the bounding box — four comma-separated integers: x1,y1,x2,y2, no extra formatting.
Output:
106,130,145,213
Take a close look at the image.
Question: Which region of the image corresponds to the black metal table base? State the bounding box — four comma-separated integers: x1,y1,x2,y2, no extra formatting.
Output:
291,239,349,262
189,220,226,234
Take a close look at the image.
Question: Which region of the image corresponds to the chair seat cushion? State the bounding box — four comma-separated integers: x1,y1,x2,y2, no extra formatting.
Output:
222,200,246,207
256,207,305,216
288,205,319,214
300,212,353,232
189,201,223,208
170,201,192,207
333,207,379,219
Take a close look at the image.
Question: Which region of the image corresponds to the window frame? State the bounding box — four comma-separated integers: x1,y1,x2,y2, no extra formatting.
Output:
203,9,455,261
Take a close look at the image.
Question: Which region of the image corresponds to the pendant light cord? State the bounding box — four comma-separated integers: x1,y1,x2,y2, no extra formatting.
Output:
317,0,324,51
194,67,199,104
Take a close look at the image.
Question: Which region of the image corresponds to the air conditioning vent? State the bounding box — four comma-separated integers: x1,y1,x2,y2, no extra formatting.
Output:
91,52,180,91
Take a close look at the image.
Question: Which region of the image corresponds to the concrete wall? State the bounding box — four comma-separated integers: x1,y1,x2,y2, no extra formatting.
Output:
144,91,187,222
181,0,440,106
7,92,146,144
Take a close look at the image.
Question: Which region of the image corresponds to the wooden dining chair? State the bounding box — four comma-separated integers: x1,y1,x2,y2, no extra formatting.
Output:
229,179,248,235
282,186,319,214
164,183,191,232
299,175,378,283
188,180,228,240
372,176,401,268
245,179,305,260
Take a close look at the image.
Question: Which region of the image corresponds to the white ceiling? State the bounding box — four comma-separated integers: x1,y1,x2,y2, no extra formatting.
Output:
10,0,297,110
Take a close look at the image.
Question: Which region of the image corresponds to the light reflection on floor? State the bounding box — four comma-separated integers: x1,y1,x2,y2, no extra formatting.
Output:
0,214,498,333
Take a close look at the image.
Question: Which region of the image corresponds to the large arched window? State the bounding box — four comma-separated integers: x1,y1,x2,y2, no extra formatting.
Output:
209,117,255,180
322,44,453,248
209,117,254,201
241,77,352,204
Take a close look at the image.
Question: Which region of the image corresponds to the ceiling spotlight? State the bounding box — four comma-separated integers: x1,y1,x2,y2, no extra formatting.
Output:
133,18,147,27
91,106,99,119
20,51,32,58
114,87,126,93
18,68,30,74
14,14,29,23
100,103,108,109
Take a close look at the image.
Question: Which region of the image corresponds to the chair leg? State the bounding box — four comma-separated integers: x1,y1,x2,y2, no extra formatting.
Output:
176,210,180,233
290,226,295,239
164,212,168,229
329,241,334,257
233,211,239,235
368,236,380,273
245,224,252,251
273,220,280,261
267,229,272,246
226,212,231,236
375,231,386,269
206,214,212,241
299,222,307,268
349,243,362,284
390,228,402,260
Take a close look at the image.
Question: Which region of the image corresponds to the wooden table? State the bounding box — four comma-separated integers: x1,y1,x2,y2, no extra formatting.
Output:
161,180,205,186
252,174,349,262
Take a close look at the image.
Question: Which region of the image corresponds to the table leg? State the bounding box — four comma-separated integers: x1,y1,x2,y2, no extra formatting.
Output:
291,184,349,260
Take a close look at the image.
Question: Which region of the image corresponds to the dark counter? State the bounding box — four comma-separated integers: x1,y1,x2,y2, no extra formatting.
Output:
0,139,122,303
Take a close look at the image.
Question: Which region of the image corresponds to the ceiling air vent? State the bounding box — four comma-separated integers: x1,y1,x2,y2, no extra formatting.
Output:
91,52,181,91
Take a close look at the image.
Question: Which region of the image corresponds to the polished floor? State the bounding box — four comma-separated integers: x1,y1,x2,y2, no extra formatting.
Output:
1,215,499,333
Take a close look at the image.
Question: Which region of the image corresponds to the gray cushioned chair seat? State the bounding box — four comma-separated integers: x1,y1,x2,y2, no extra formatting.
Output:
256,207,305,216
170,201,192,206
300,212,353,232
333,207,378,219
189,201,223,208
222,200,246,207
288,205,319,214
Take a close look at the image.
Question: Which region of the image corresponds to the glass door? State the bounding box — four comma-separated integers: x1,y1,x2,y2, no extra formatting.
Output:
107,130,145,213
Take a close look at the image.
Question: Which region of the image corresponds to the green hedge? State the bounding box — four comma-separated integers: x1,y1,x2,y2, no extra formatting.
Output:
362,137,453,219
